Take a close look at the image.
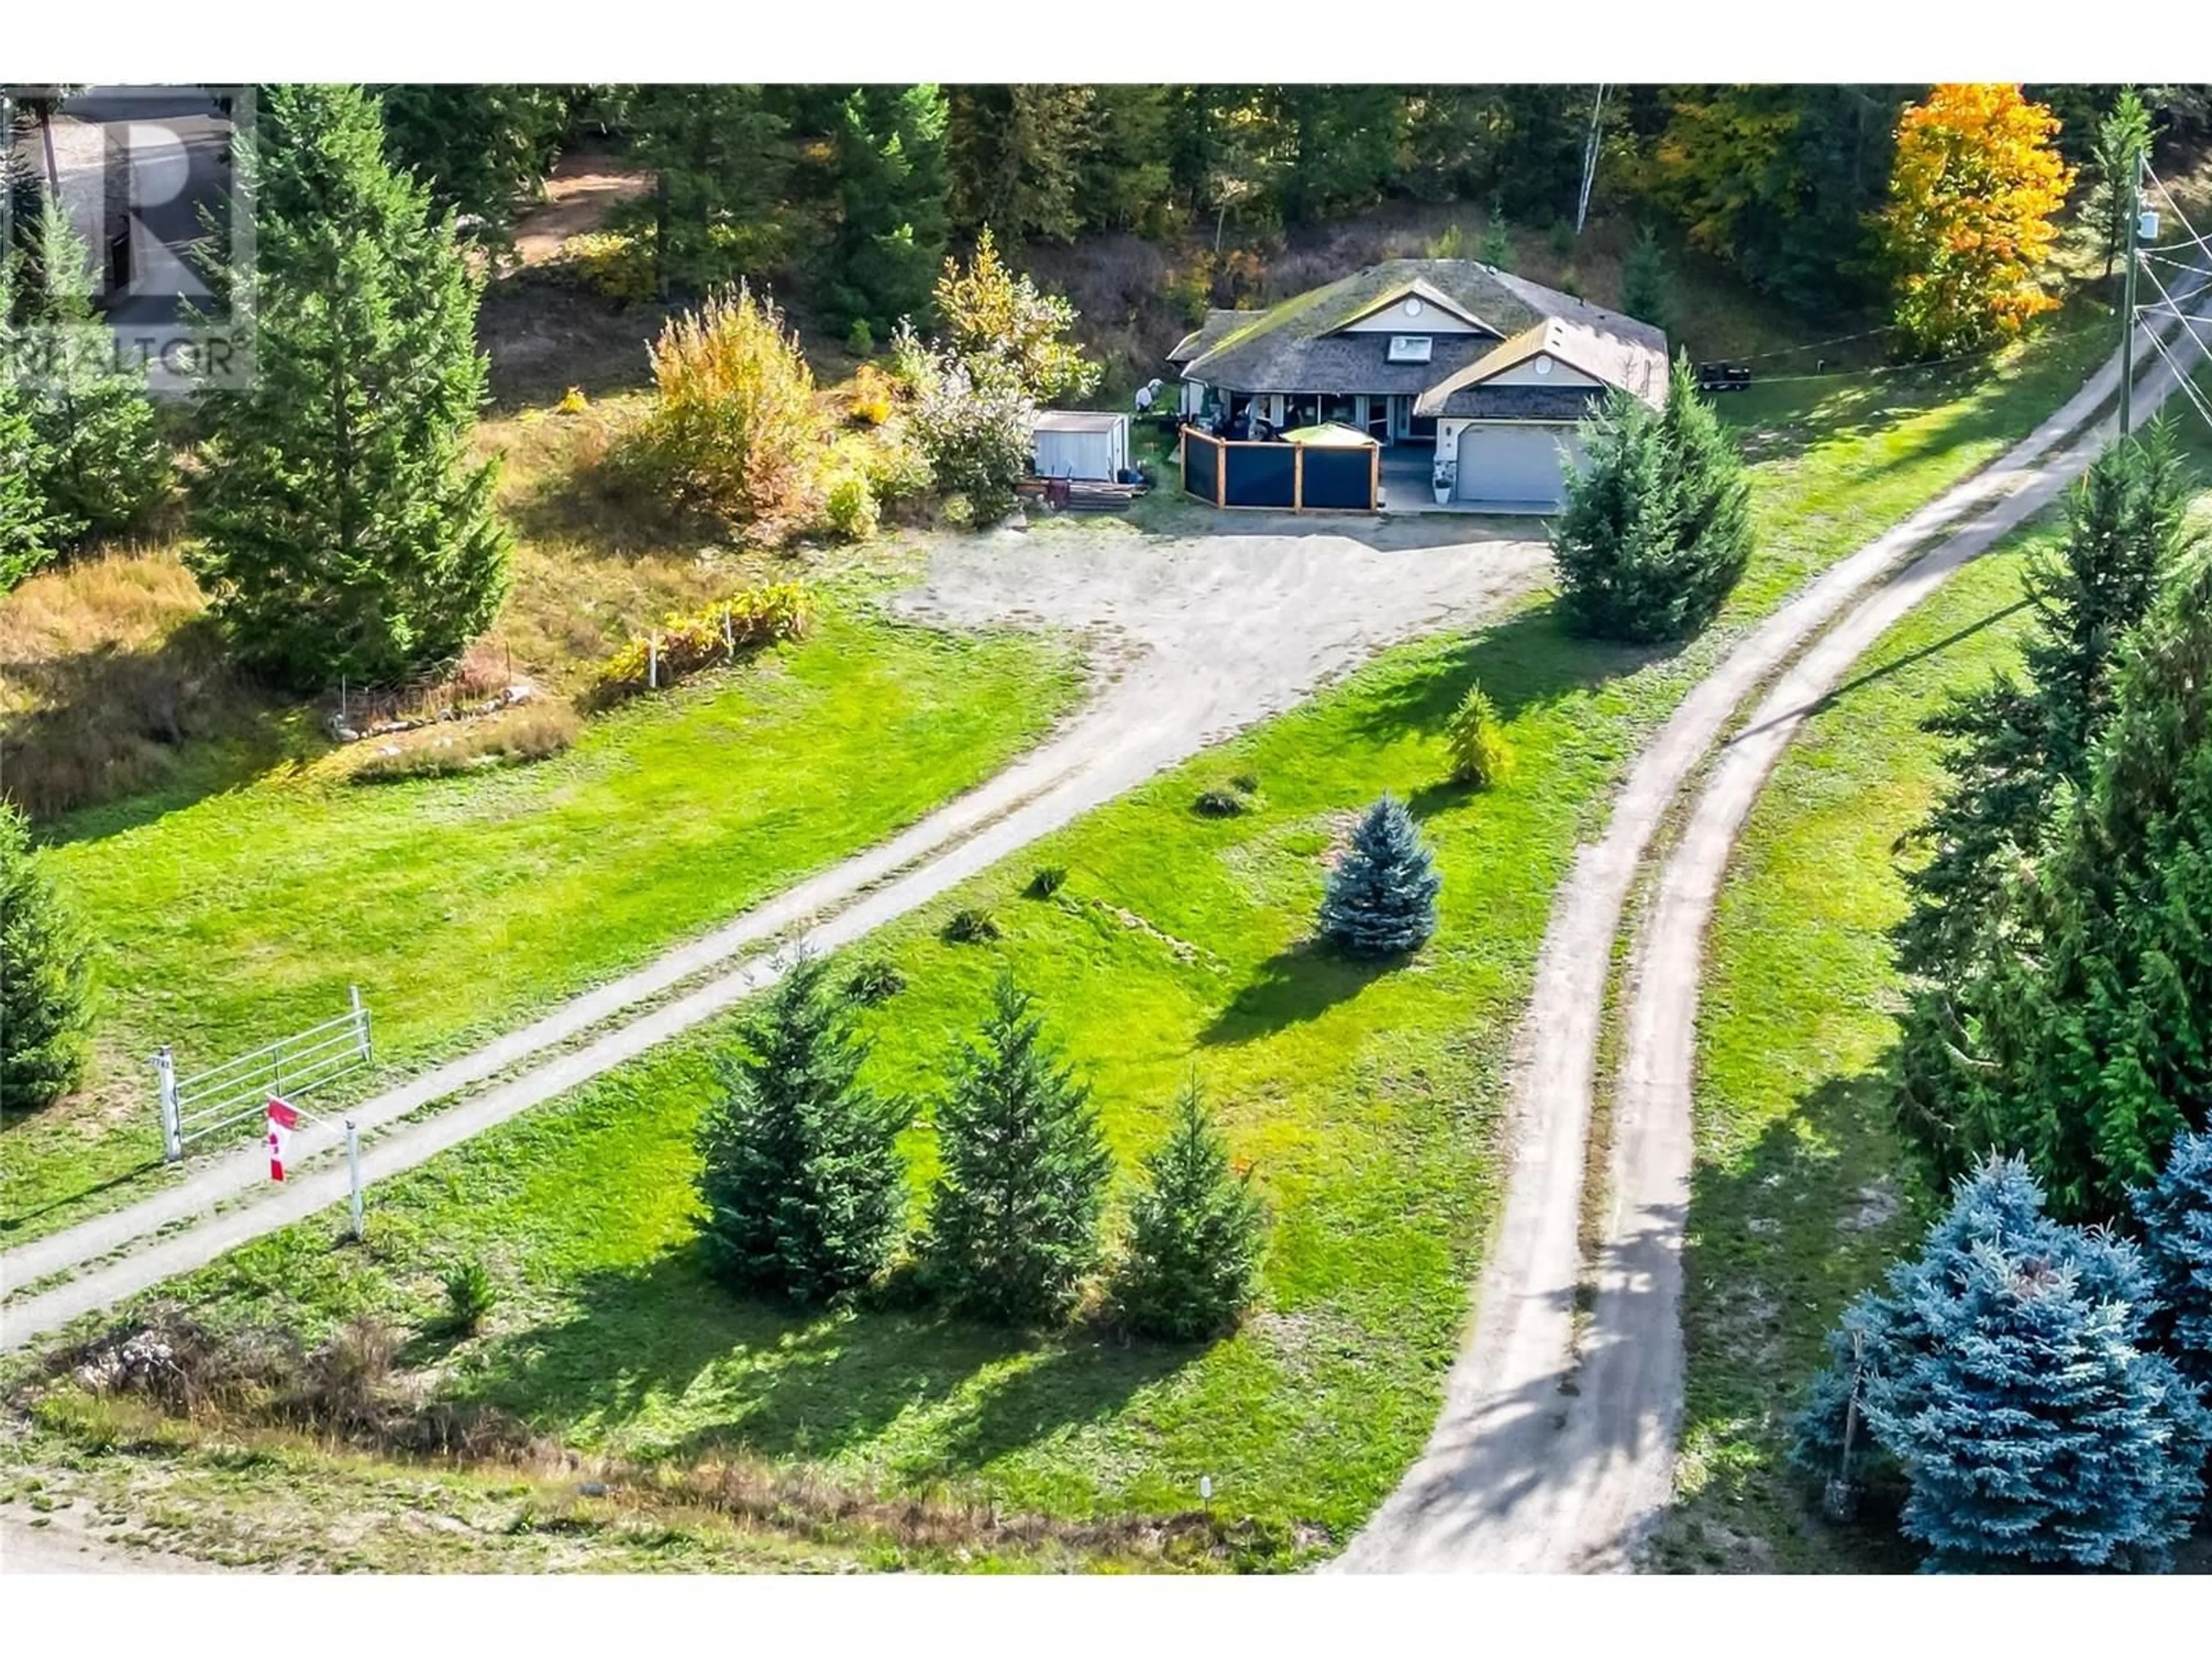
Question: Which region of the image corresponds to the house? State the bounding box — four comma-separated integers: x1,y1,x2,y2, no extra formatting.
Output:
1168,259,1667,511
1032,410,1130,482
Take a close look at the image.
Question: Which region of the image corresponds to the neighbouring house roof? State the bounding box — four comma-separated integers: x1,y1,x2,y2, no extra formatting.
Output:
1173,259,1668,410
1415,316,1668,418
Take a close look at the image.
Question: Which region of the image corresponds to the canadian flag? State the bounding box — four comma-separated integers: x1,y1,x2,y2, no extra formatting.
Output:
266,1097,300,1181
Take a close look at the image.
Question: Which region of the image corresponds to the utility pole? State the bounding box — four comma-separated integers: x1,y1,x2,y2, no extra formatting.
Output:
2120,149,2146,437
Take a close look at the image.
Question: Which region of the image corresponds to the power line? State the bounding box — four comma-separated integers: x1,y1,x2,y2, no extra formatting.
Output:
2142,323,2212,435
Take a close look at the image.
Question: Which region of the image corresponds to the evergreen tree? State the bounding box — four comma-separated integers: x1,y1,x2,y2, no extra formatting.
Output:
1620,224,1670,330
2087,88,2152,279
0,801,90,1112
1112,1078,1267,1341
1794,1157,2209,1570
694,953,914,1303
1267,86,1406,224
1550,356,1752,644
1075,85,1175,234
620,85,791,298
1893,430,2181,980
1479,200,1512,270
1444,682,1513,789
377,84,570,249
1871,1244,2207,1571
1964,548,2212,1217
1320,795,1442,957
925,972,1112,1324
944,85,1088,244
0,355,66,591
186,84,511,691
825,85,950,338
17,202,170,546
2134,1130,2212,1385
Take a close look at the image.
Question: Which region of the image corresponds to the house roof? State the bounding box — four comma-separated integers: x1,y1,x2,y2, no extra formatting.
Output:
1435,385,1609,422
1415,316,1668,417
1033,410,1127,433
1174,259,1668,406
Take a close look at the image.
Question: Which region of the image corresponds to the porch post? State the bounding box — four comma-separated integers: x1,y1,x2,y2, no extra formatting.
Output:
1216,435,1227,509
1370,443,1381,511
1293,444,1305,513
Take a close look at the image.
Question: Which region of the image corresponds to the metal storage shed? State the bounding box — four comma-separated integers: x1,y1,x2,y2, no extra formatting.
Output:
1033,411,1130,482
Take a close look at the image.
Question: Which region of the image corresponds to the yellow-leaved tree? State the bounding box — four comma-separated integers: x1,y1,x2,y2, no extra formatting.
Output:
1880,84,2074,359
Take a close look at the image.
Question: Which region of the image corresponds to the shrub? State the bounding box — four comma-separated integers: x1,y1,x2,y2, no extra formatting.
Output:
549,230,656,304
944,906,1002,944
903,350,1035,527
1550,355,1752,644
849,364,895,426
0,801,91,1111
925,972,1112,1324
846,318,875,357
634,283,821,527
590,582,813,702
556,385,589,415
441,1259,498,1334
844,959,907,1005
1444,683,1513,788
1112,1078,1267,1340
347,699,579,783
695,954,915,1303
1230,771,1262,796
1193,787,1247,819
823,474,878,542
1548,218,1575,259
1320,795,1442,957
1027,864,1067,899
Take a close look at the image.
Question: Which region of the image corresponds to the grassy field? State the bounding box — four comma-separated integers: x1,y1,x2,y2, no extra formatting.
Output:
5,297,2153,1572
2,595,1082,1244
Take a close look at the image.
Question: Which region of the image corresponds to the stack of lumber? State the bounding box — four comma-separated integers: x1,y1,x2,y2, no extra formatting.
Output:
1017,478,1149,512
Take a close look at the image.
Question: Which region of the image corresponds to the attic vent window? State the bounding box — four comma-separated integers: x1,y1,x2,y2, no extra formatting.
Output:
1534,357,1554,376
1403,296,1425,317
1387,335,1434,364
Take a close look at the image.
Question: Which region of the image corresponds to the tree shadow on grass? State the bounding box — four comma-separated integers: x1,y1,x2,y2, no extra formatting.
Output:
1343,601,1668,746
460,1244,1200,1476
1661,1063,1930,1572
5,619,319,839
1197,938,1396,1047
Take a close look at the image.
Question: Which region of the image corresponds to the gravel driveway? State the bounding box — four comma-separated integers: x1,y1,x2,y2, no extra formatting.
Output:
2,517,1547,1346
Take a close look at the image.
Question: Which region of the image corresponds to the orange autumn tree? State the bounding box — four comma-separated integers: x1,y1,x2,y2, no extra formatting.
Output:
1880,84,2074,359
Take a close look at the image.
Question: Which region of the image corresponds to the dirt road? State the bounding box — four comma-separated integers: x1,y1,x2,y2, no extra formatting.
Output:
1338,299,2209,1573
1,519,1546,1349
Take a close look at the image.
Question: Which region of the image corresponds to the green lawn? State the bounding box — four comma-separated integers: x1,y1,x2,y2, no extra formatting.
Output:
3,597,1083,1243
8,316,2142,1571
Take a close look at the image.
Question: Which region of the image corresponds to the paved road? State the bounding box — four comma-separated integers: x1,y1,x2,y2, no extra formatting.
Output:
1,522,1546,1349
1339,295,2209,1572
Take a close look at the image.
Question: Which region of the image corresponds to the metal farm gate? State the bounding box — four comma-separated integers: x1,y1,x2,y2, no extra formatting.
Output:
154,989,374,1161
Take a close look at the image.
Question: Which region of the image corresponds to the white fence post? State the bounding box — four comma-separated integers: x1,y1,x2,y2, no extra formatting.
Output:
346,1118,365,1241
724,604,735,661
648,634,660,690
350,983,372,1063
154,1046,182,1162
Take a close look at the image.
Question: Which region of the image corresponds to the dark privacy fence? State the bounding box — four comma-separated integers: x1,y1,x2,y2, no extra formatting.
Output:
1179,428,1379,512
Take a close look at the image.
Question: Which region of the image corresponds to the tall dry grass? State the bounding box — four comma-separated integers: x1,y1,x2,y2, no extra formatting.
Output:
0,551,275,820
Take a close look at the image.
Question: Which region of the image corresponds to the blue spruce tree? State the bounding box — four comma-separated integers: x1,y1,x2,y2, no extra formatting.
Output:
1870,1245,2207,1572
1793,1156,2210,1571
2134,1128,2212,1384
1320,795,1442,957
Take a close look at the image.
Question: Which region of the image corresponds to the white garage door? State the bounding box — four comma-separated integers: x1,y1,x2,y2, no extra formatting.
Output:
1455,425,1582,509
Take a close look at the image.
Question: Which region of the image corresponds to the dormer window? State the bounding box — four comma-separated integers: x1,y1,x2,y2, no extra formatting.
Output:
1387,335,1433,363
